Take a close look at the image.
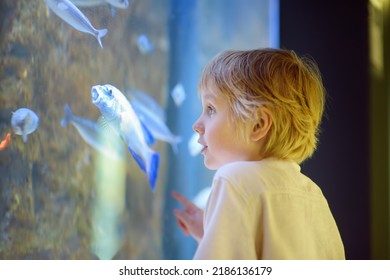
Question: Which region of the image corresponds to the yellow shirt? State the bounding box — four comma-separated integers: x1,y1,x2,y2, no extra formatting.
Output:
193,158,345,260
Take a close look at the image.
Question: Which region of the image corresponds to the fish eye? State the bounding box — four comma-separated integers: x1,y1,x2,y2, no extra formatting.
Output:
108,89,113,96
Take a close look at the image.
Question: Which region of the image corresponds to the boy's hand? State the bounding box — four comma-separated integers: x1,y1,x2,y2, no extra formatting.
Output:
172,191,204,243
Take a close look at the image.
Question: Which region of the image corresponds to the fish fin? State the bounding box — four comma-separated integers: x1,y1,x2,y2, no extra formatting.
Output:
22,133,28,143
97,29,108,48
97,116,111,131
128,148,146,172
61,104,72,127
147,151,159,192
97,116,122,142
97,116,107,128
140,120,155,146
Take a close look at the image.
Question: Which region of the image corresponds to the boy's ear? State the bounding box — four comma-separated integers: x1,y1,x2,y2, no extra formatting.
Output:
250,106,272,142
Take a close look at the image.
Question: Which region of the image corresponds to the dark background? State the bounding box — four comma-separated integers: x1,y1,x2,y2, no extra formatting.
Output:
280,0,371,259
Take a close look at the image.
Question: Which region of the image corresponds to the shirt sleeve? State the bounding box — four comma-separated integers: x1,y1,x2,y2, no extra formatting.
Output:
193,177,258,260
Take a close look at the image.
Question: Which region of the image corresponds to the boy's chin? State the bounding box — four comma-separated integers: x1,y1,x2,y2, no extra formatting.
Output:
203,159,220,170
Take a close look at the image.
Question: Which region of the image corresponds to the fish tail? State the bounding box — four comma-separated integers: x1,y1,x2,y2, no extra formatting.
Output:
97,29,108,48
61,104,72,127
146,150,159,192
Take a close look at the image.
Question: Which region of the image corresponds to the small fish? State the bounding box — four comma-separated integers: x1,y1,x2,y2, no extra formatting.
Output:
70,0,129,9
91,84,159,191
0,133,11,151
131,97,181,153
171,83,186,107
61,104,123,159
188,132,202,156
45,0,108,48
11,108,40,143
136,34,154,55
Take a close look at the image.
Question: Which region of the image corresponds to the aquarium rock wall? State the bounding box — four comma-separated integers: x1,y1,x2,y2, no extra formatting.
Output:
0,0,170,259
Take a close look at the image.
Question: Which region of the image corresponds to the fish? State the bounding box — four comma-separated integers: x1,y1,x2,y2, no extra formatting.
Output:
128,88,166,121
45,0,108,48
91,84,159,191
70,0,129,9
188,132,202,156
0,133,11,151
11,108,40,143
61,104,123,159
171,83,186,107
136,34,154,55
131,96,181,153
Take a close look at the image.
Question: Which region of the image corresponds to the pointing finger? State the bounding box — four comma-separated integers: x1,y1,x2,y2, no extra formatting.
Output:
172,191,197,211
173,209,191,225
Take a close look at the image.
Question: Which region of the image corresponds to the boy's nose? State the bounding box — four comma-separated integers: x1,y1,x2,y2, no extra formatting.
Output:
192,118,204,134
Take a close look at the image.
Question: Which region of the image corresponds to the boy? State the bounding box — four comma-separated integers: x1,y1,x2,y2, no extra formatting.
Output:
173,48,345,259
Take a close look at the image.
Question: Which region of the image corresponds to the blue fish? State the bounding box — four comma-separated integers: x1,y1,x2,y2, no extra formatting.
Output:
91,84,159,191
11,108,40,143
61,104,123,159
45,0,108,48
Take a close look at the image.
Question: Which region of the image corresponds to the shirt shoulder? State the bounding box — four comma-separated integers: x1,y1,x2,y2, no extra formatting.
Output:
213,159,324,199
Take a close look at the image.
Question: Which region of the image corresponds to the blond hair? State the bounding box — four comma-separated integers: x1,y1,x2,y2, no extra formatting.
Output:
198,48,325,163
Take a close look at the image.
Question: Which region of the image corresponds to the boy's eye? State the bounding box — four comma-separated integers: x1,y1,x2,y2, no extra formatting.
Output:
206,105,216,116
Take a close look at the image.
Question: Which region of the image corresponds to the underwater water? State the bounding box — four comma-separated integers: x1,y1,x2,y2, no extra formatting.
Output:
0,0,276,259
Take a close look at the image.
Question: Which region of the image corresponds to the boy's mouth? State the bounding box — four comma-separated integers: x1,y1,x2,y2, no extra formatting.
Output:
200,144,208,154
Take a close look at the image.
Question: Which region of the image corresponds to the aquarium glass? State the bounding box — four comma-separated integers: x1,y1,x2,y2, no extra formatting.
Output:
0,0,278,259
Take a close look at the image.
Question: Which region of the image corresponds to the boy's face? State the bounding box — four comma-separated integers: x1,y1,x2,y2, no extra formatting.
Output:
193,85,261,170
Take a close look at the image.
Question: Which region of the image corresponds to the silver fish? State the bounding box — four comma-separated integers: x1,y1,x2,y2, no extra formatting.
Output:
70,0,129,9
11,108,40,143
91,84,159,191
61,104,122,160
131,97,181,153
128,89,166,121
45,0,108,48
